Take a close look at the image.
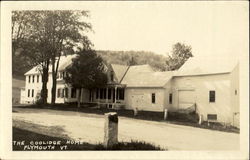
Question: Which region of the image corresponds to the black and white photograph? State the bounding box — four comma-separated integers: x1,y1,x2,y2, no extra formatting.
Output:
0,1,249,160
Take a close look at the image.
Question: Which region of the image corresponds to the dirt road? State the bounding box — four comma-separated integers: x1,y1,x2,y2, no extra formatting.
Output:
12,108,239,150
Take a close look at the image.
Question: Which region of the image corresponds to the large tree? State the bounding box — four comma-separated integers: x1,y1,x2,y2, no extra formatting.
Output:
43,11,92,104
65,49,107,107
12,10,92,104
166,42,193,71
12,11,52,103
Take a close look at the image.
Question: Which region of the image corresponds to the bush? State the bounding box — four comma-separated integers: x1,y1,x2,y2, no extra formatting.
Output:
35,97,44,105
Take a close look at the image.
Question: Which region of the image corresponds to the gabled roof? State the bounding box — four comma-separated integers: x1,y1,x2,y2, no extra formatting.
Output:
122,71,173,88
110,64,129,82
24,54,77,75
121,64,167,87
175,56,239,76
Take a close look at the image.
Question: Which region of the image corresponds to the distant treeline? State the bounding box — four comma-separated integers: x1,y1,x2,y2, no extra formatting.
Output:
96,50,167,71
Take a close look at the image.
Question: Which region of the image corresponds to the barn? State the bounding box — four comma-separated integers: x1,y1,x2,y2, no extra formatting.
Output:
170,57,239,127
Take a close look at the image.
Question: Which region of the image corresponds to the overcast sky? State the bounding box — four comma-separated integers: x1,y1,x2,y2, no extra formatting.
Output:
79,1,248,59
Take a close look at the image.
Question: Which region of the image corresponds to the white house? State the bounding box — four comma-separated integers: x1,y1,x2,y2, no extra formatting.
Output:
20,55,239,127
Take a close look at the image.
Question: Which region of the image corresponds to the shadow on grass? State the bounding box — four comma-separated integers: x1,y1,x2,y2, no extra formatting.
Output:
13,103,240,134
13,127,163,151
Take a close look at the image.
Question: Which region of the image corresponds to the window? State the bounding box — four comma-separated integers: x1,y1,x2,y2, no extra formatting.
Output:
32,75,35,83
96,89,99,99
32,89,34,97
65,88,68,98
103,88,107,99
100,88,103,99
207,114,217,120
28,89,30,97
37,75,39,83
62,72,66,79
108,88,112,99
111,71,114,81
28,76,31,83
89,90,92,101
117,88,124,100
57,88,61,98
169,93,172,104
61,89,64,98
235,90,237,95
152,93,156,104
65,72,69,79
71,88,76,98
209,90,215,102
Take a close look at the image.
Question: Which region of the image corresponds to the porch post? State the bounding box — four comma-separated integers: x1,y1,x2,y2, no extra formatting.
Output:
114,86,117,104
106,87,108,104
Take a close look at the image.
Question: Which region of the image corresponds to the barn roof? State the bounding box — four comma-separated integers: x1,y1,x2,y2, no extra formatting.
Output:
122,71,173,87
120,64,172,87
175,56,239,76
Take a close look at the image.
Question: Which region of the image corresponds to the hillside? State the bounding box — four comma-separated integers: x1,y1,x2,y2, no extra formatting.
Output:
96,50,167,71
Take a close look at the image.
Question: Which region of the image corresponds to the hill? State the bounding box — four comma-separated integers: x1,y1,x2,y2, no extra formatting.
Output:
96,50,167,71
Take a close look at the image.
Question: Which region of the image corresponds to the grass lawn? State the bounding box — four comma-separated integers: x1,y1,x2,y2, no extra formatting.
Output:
13,127,162,151
14,103,240,133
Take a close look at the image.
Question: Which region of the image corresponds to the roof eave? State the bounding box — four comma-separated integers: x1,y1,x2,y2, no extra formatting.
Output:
174,71,231,77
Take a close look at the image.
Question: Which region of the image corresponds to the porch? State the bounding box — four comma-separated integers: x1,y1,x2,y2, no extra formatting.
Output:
89,84,126,109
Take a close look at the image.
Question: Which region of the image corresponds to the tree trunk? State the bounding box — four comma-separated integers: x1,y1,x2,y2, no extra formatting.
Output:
51,55,61,104
41,60,49,104
51,74,57,104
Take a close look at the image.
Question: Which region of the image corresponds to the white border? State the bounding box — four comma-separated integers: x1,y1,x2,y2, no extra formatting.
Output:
1,1,249,160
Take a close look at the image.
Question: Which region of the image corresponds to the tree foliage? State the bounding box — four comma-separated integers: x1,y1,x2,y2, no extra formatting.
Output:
165,42,193,71
65,49,107,89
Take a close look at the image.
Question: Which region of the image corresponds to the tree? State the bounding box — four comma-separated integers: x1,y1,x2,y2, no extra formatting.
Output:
12,11,93,104
65,49,108,107
42,11,92,104
166,42,193,71
12,11,52,104
127,56,138,66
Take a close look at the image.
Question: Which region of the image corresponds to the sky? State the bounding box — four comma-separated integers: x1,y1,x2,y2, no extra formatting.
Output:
77,1,248,59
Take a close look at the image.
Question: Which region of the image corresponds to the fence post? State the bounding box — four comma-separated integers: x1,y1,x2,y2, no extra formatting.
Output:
164,109,168,120
104,112,118,148
134,108,138,116
198,114,203,125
